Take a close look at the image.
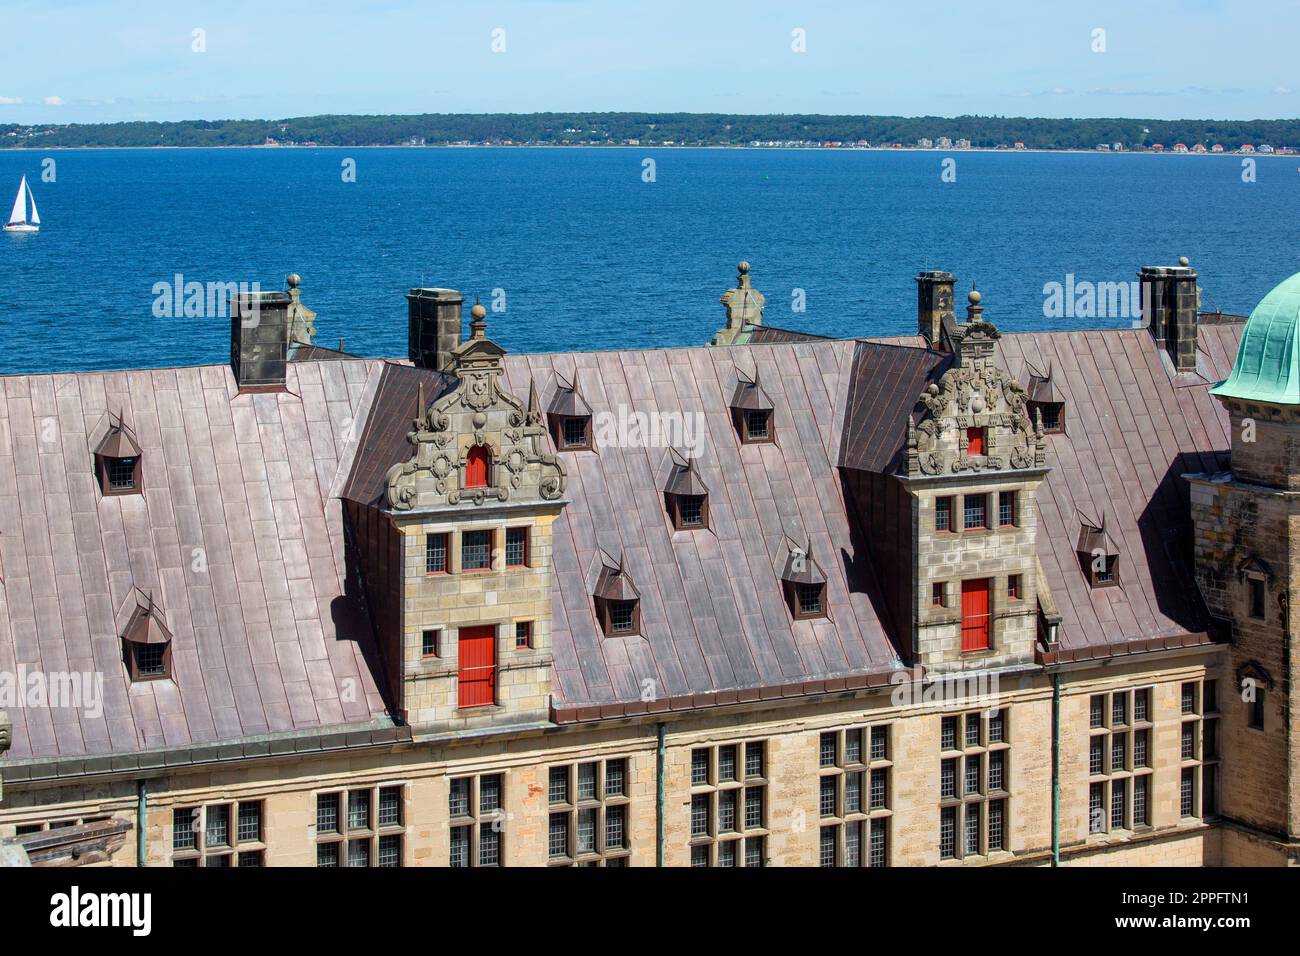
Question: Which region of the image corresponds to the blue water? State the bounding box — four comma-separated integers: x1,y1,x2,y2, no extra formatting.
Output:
0,147,1296,374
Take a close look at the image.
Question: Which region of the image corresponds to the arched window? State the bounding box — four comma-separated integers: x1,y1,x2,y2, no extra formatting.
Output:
465,445,491,489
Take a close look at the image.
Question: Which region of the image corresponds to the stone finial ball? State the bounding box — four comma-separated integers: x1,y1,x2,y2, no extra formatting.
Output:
1179,256,1190,267
470,303,487,320
968,289,982,305
286,273,301,288
738,260,750,274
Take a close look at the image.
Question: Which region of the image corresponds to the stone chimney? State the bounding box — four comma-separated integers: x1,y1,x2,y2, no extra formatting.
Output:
713,261,765,345
1140,258,1199,372
916,270,956,346
406,288,464,371
230,289,291,390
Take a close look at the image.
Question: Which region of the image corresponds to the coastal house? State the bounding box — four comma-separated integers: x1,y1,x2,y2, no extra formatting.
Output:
0,261,1295,867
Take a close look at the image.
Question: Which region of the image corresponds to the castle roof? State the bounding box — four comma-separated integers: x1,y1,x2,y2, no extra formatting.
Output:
1211,272,1300,404
0,295,1249,758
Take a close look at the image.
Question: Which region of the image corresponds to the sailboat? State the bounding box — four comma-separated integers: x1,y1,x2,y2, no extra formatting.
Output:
3,175,39,233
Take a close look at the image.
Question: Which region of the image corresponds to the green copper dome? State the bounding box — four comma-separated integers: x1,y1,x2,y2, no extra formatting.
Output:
1212,272,1300,404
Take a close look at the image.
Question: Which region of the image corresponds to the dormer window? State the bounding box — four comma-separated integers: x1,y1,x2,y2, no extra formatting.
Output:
664,453,709,531
1077,514,1120,589
548,373,594,451
465,445,491,489
965,427,985,457
594,560,641,638
731,372,775,444
1026,363,1065,434
94,416,143,497
781,541,827,621
121,595,172,682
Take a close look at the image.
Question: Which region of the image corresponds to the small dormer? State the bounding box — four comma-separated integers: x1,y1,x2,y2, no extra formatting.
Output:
731,371,775,444
664,452,709,530
1025,362,1065,434
1077,513,1121,588
94,414,143,496
594,558,641,637
780,540,827,620
120,593,172,681
548,372,594,452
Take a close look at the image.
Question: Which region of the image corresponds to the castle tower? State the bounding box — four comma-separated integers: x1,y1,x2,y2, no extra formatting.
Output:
1190,272,1300,858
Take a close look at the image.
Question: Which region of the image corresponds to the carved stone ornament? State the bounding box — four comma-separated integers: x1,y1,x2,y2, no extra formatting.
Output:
904,330,1044,478
384,333,566,511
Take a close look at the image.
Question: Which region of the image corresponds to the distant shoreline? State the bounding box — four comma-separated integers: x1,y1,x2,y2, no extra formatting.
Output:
1,143,1293,158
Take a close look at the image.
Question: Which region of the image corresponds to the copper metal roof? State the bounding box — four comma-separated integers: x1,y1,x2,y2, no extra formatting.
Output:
0,314,1244,757
0,360,389,760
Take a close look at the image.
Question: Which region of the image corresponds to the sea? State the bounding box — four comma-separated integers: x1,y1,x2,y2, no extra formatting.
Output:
0,146,1295,375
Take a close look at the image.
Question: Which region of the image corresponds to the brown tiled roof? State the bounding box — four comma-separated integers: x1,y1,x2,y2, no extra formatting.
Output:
0,360,390,760
839,342,950,473
744,324,832,344
340,362,458,507
983,324,1240,654
501,341,902,711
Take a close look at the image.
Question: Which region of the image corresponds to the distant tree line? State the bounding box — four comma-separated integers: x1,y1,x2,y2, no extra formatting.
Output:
3,112,1298,150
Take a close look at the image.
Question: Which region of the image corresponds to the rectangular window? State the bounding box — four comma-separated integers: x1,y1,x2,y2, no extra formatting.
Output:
869,819,888,867
678,495,705,528
871,727,888,761
1180,768,1196,817
449,775,503,867
998,490,1017,527
1181,682,1196,716
461,529,492,571
505,527,528,567
941,716,958,751
718,745,738,782
820,732,838,768
987,710,1004,744
796,583,824,616
744,409,771,441
107,456,138,491
563,416,590,449
1133,776,1149,827
1112,693,1127,726
1090,696,1104,729
1111,778,1127,830
845,729,862,765
941,759,957,799
1251,689,1265,730
1090,737,1104,775
457,625,497,708
692,749,710,785
1007,574,1021,601
314,787,406,869
1134,688,1150,722
237,803,261,843
966,427,985,457
421,628,439,658
1089,783,1105,833
1181,722,1196,760
609,599,636,633
988,800,1005,852
1249,577,1265,619
425,532,448,574
960,578,992,651
963,494,987,530
939,807,957,860
134,644,166,677
932,582,946,608
988,751,1005,791
514,621,533,650
745,742,765,779
935,496,953,533
820,826,838,867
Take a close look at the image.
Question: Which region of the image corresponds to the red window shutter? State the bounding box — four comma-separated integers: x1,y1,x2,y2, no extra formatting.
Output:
465,445,490,488
457,625,497,707
966,427,985,457
960,579,991,651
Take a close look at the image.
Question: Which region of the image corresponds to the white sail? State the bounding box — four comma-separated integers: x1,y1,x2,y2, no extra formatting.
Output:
26,180,38,225
7,176,26,225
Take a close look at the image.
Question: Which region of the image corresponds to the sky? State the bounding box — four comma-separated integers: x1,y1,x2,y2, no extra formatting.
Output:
2,0,1298,124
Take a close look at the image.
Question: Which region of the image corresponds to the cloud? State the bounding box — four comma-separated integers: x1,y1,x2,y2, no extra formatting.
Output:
0,96,21,105
43,95,64,106
1274,86,1294,95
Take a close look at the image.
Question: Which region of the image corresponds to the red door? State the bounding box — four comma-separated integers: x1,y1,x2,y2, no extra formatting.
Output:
465,445,490,488
960,579,991,651
458,625,497,707
966,427,985,457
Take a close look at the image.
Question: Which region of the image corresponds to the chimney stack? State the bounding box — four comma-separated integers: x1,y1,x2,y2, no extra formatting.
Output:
230,290,291,390
1140,258,1199,372
916,270,956,346
406,288,464,371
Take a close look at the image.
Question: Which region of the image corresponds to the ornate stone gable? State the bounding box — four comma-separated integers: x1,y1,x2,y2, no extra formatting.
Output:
904,312,1045,478
384,307,566,511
